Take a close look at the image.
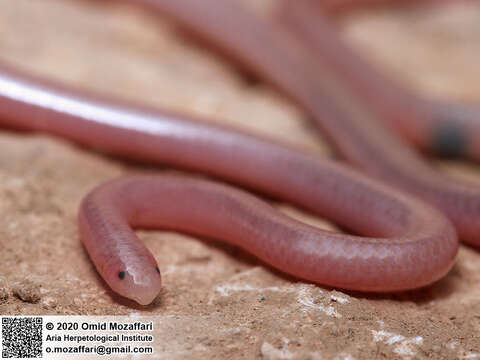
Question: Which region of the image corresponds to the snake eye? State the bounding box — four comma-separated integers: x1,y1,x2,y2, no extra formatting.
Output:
155,267,160,274
118,271,126,280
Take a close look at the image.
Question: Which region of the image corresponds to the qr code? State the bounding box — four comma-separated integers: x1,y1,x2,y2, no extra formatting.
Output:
2,317,42,358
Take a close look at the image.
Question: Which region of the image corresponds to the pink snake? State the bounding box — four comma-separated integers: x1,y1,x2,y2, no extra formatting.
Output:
1,0,476,304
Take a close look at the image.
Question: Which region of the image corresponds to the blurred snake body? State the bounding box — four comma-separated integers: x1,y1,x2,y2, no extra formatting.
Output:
1,0,477,304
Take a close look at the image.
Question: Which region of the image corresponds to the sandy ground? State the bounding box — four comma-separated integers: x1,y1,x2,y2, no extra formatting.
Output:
0,0,480,359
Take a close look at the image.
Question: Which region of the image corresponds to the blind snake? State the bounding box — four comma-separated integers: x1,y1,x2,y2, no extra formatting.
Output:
0,0,474,305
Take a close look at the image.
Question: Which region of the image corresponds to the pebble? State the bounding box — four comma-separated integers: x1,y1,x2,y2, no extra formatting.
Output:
12,279,41,303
